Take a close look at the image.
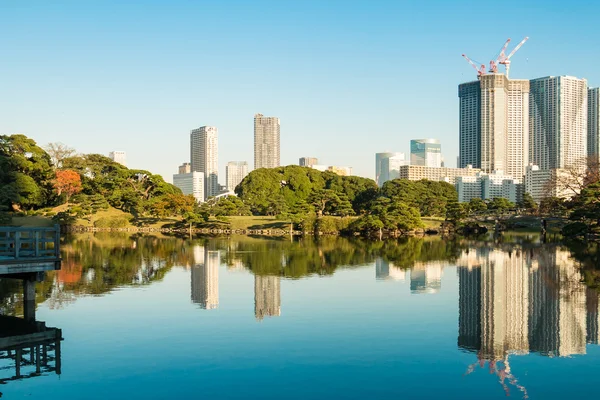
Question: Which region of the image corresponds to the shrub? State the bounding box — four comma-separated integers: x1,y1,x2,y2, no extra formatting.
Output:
561,222,588,238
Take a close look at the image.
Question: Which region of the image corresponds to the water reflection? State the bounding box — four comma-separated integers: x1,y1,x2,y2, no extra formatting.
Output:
0,314,62,396
191,245,219,310
457,244,600,398
254,275,281,320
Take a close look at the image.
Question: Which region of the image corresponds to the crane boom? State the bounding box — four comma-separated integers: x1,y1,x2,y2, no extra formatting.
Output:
505,36,529,61
489,38,511,73
499,36,529,78
462,54,486,77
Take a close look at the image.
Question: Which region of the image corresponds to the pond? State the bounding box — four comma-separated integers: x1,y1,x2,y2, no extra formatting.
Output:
0,233,599,399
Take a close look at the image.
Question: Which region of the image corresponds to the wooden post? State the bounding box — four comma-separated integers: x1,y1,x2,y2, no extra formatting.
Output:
36,345,41,374
35,230,40,257
15,231,21,258
23,277,36,322
54,224,61,258
15,348,21,378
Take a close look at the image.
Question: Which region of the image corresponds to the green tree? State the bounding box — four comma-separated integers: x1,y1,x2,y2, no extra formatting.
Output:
468,198,487,213
446,200,467,225
520,192,537,212
487,197,514,213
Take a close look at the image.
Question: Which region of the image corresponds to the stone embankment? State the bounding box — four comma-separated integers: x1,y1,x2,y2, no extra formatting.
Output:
63,225,303,236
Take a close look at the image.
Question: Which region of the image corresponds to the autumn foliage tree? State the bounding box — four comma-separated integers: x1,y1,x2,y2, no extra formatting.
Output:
53,169,83,204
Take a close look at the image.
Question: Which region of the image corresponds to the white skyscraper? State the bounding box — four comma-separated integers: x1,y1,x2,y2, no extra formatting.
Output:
109,151,127,167
190,126,219,199
375,152,407,186
459,75,530,178
589,87,600,164
254,114,280,169
226,161,248,192
530,76,588,170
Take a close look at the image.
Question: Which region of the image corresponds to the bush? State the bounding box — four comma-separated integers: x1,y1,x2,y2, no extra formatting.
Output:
314,216,354,234
94,216,131,228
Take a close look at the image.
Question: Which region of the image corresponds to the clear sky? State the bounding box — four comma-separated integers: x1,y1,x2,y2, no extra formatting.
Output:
1,0,599,182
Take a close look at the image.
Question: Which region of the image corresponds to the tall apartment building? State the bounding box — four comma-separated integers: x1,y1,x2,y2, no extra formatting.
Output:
109,151,127,167
589,87,600,164
375,152,406,186
459,75,530,178
254,114,280,169
173,171,204,203
410,139,442,167
190,126,219,200
529,76,588,170
299,157,318,167
226,161,248,192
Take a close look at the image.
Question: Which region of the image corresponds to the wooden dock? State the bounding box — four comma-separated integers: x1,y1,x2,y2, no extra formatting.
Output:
0,225,61,276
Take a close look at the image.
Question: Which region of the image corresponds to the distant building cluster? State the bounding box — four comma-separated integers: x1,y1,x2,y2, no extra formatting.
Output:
457,73,597,203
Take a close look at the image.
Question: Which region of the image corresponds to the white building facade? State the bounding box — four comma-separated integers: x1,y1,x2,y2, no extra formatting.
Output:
173,171,205,203
226,161,249,192
190,126,219,199
456,171,522,203
108,151,127,167
529,76,588,170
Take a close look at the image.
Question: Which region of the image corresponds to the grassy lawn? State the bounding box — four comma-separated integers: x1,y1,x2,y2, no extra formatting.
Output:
8,215,55,227
226,216,291,230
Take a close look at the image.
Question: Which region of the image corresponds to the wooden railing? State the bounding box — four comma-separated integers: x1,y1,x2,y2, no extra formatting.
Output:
0,225,60,260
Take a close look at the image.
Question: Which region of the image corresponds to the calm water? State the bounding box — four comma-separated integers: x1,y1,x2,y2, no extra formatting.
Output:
1,233,600,399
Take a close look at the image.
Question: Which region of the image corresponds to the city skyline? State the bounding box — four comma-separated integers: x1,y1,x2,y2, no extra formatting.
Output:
4,1,600,183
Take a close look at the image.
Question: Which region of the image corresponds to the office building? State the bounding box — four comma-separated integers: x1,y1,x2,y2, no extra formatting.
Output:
456,171,522,203
173,171,204,203
410,139,442,168
191,246,219,310
190,126,219,200
459,75,530,178
254,275,281,320
109,151,127,167
226,161,248,192
254,114,280,169
397,165,480,185
589,87,600,164
178,162,191,174
530,76,587,170
299,157,318,167
375,152,407,186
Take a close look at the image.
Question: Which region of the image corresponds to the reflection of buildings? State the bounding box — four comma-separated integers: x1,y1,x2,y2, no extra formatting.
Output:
254,275,281,320
458,247,588,359
410,262,444,294
191,245,219,310
0,315,62,391
458,246,597,397
375,259,407,281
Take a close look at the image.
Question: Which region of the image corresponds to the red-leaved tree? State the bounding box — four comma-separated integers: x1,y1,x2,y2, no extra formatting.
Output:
53,169,83,204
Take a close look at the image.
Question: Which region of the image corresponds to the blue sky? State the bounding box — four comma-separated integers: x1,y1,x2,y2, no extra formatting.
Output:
1,0,599,181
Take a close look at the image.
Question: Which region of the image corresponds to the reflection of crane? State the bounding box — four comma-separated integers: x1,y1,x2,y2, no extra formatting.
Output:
465,353,529,399
490,37,529,78
462,54,486,78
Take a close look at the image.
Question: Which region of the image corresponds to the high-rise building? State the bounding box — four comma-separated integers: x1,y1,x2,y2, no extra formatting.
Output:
254,114,280,169
410,139,442,167
226,161,248,192
589,87,600,164
173,171,204,203
375,152,406,186
299,157,318,167
254,275,281,320
459,75,530,178
109,151,127,167
178,162,191,174
190,126,219,200
191,246,219,310
530,76,588,170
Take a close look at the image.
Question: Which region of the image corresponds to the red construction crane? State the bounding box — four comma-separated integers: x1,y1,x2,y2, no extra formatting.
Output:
489,38,511,73
462,54,486,78
498,37,529,78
